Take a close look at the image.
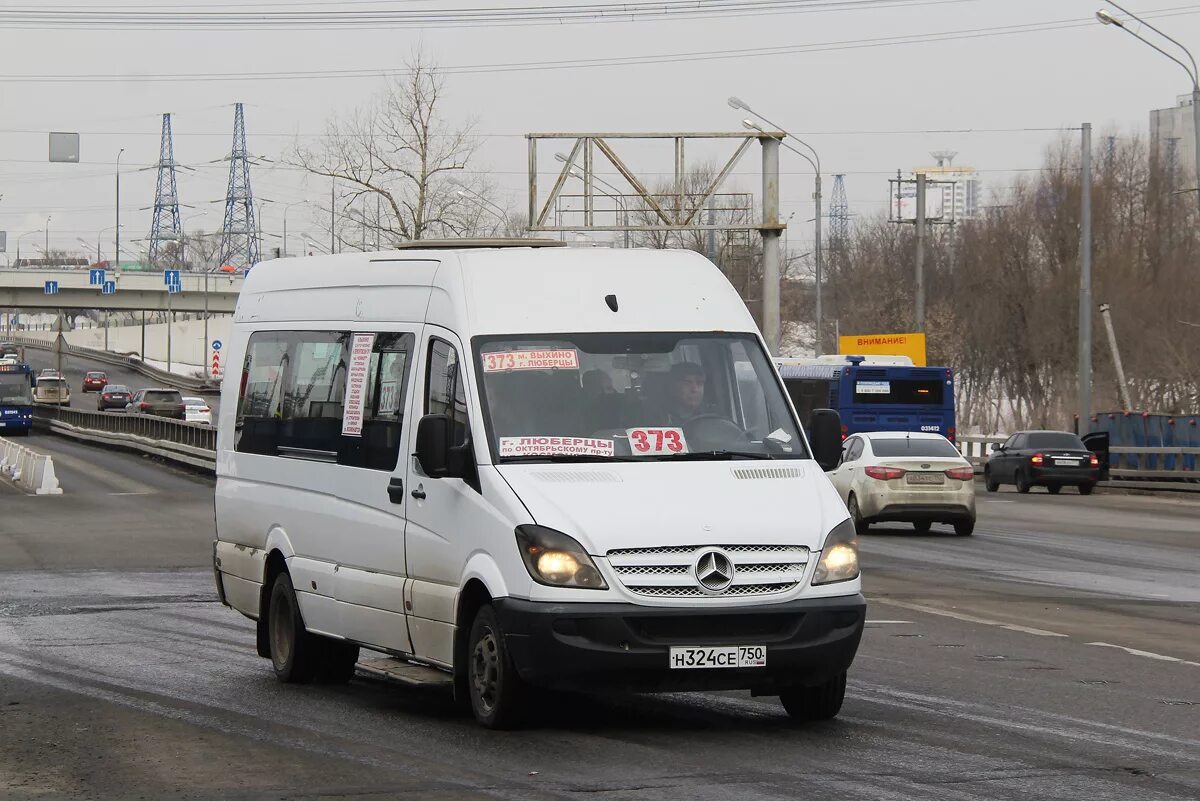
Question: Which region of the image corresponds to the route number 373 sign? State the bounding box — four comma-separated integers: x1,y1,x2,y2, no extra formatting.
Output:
626,427,688,455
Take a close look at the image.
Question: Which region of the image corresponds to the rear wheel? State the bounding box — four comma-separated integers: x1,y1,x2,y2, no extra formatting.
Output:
1015,470,1032,494
780,671,847,721
954,519,975,537
268,572,320,683
1047,484,1062,495
848,495,869,537
1078,483,1095,496
984,468,999,493
912,521,932,534
467,605,527,729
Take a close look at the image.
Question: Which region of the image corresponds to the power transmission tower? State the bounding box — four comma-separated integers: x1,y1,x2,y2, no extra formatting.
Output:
217,103,261,270
829,174,849,249
148,113,182,267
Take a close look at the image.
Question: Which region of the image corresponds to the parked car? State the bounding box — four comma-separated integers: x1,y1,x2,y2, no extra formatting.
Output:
985,430,1101,495
182,396,213,425
125,388,186,419
97,384,133,411
82,371,109,393
826,431,976,536
32,376,71,406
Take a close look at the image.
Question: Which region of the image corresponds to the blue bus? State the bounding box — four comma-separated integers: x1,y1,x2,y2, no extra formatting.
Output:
0,362,35,436
776,355,957,442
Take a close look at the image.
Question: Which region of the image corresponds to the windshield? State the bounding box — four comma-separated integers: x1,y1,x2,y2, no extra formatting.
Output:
475,332,807,462
0,374,33,405
870,438,960,457
37,379,66,391
1027,432,1086,450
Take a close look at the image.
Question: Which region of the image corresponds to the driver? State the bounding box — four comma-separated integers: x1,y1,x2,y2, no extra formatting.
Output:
662,361,707,425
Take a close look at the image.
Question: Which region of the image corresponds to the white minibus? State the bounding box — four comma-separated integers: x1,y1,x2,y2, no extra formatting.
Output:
213,240,863,728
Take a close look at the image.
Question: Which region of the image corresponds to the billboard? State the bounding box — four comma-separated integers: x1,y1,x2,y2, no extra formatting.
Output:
49,132,80,163
838,332,927,367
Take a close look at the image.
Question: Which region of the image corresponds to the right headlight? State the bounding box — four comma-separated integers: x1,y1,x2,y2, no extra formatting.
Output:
812,518,859,585
514,525,608,589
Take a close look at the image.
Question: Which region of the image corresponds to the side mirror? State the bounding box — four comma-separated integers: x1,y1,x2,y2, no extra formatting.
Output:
808,409,843,472
415,414,450,477
991,443,1003,452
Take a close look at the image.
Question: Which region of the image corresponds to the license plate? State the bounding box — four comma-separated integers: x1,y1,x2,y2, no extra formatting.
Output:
906,472,945,485
1053,459,1080,467
669,645,766,669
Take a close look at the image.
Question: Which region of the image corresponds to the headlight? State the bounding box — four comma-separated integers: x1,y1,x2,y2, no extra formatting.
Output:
812,518,859,585
514,525,608,589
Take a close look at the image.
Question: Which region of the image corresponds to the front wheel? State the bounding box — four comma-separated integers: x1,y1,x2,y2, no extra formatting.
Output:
1015,470,1032,494
1078,483,1095,496
848,495,869,537
984,468,999,493
467,605,527,729
780,672,847,721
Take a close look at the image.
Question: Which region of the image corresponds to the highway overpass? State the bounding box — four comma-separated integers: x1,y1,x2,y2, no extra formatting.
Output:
0,268,243,313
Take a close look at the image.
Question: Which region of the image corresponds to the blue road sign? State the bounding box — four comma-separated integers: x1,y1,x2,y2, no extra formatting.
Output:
163,269,180,286
102,280,116,295
44,281,59,295
167,282,181,294
211,340,223,351
89,268,105,286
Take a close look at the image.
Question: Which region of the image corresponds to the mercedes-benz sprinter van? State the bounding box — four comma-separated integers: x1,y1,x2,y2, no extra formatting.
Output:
213,240,864,728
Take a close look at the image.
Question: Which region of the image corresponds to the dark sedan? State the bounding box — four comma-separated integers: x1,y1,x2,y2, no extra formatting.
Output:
97,384,133,411
985,430,1101,495
125,388,186,420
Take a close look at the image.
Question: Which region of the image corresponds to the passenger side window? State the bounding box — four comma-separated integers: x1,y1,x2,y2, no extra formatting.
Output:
848,438,865,462
341,332,416,471
278,333,349,456
426,339,469,448
236,333,289,455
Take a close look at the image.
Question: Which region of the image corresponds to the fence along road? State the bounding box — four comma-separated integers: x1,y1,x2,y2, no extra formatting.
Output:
0,439,1197,799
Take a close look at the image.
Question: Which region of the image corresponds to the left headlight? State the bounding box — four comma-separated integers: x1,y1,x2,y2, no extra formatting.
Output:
812,518,859,586
514,525,608,589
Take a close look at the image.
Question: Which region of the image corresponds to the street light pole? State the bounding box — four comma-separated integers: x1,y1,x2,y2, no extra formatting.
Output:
44,216,51,260
15,230,42,265
1098,3,1200,213
732,99,824,354
1079,123,1094,430
116,148,125,268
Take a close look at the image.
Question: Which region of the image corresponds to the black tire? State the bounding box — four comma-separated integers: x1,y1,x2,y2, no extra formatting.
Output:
1047,484,1062,495
848,495,869,537
1015,470,1032,494
780,671,847,721
1078,483,1095,496
466,605,526,729
317,640,360,684
268,572,320,683
913,521,932,534
984,468,999,493
954,519,975,537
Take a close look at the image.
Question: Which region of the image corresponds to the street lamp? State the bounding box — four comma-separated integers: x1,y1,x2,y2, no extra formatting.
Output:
281,200,308,258
1097,1,1200,212
98,224,122,264
732,98,826,354
181,210,210,362
456,188,510,235
44,216,52,261
115,148,125,269
15,230,42,265
555,152,630,247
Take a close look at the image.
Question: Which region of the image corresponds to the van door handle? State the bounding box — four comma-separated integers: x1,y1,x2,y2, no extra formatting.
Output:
387,478,405,504
411,484,426,500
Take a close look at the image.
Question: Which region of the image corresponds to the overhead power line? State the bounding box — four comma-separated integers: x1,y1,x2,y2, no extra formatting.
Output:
0,0,978,30
1,6,1196,82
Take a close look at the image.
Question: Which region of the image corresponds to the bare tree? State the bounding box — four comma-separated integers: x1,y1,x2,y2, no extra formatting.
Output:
293,54,493,244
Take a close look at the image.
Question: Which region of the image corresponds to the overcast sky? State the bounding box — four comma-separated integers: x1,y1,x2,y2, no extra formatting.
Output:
1,0,1197,262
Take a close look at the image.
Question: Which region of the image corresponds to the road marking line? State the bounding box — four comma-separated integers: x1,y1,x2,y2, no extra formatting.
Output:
1086,642,1200,668
108,491,154,496
874,599,1068,637
865,620,912,625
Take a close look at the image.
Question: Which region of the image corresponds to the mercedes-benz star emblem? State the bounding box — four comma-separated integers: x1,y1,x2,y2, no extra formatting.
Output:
695,550,735,594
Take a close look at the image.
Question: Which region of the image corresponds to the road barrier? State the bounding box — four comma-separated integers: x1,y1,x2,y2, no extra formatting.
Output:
33,404,215,473
958,435,1200,492
5,334,217,393
0,436,63,494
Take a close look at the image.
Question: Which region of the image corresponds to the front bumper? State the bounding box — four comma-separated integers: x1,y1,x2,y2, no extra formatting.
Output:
494,594,865,694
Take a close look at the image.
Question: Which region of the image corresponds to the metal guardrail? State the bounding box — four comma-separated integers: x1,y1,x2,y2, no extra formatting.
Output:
33,403,215,450
5,334,217,393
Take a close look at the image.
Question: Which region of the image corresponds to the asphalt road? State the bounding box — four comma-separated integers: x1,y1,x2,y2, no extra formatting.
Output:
20,346,221,415
1,437,1197,800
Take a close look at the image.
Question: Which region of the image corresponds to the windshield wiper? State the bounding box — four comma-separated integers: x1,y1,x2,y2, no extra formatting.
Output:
659,450,774,461
500,454,641,463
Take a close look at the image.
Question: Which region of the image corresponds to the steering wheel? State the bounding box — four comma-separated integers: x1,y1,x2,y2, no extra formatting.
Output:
682,414,752,451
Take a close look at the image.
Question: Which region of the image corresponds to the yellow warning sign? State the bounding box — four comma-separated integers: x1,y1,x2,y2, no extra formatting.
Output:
838,332,927,366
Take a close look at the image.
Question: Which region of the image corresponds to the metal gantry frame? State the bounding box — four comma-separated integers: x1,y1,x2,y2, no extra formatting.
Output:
526,131,788,352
